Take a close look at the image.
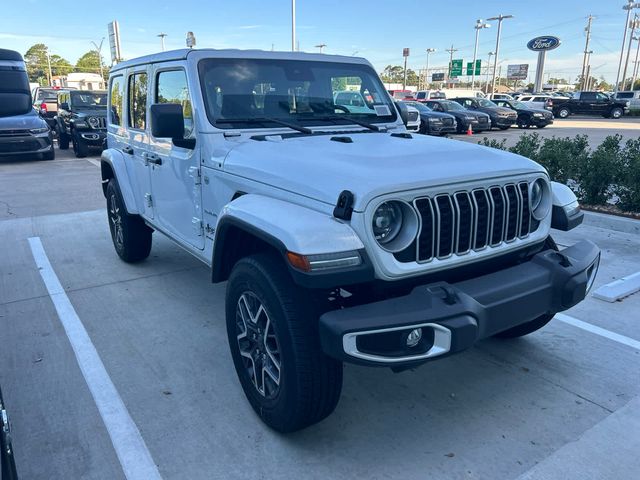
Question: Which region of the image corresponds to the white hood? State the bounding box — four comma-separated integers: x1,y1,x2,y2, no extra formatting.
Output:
222,132,546,211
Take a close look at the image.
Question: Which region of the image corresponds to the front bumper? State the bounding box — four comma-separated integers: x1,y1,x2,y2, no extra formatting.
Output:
492,116,517,128
426,122,457,135
531,116,554,127
0,132,53,157
319,240,600,367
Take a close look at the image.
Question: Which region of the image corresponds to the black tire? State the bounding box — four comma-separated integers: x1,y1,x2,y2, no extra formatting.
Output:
41,148,55,160
226,253,343,432
58,127,69,150
557,107,570,119
610,107,624,119
537,124,547,128
498,125,510,130
494,236,558,339
106,180,152,263
517,116,530,129
72,132,89,158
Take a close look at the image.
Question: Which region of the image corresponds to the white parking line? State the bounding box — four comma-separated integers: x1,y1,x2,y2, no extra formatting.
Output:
28,237,162,480
87,159,100,167
555,313,640,350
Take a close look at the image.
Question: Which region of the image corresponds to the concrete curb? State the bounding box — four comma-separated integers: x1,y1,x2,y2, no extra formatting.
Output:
582,211,640,235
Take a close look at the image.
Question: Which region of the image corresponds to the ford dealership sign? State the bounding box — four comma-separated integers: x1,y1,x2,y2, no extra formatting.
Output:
527,36,561,51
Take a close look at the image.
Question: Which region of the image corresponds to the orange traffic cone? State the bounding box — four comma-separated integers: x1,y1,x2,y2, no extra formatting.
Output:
466,124,473,135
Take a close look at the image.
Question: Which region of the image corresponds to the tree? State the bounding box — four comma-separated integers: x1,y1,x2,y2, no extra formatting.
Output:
75,50,107,76
24,43,74,84
380,65,419,87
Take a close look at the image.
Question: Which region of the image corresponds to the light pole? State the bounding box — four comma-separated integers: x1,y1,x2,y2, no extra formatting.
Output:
623,14,640,89
631,36,640,90
485,52,494,92
472,20,490,89
424,48,436,89
291,0,296,51
615,1,640,91
580,15,595,90
314,44,326,53
90,38,105,81
157,33,167,51
487,14,513,95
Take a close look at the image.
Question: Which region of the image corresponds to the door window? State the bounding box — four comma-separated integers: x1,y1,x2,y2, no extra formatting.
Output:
109,75,124,126
128,72,148,130
596,93,609,101
156,70,194,136
581,92,596,101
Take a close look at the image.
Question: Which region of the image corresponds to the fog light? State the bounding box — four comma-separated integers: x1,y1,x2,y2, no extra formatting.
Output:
406,328,422,347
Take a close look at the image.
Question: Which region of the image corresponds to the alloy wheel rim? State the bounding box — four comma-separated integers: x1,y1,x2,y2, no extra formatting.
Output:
235,291,281,398
109,193,123,248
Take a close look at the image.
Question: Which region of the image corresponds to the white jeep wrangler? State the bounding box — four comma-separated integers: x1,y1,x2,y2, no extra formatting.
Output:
101,49,600,432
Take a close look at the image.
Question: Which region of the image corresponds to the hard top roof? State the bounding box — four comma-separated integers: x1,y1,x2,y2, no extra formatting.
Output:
110,48,370,72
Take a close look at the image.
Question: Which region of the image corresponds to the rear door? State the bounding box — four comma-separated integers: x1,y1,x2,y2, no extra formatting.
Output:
147,64,204,249
126,67,154,219
578,92,596,114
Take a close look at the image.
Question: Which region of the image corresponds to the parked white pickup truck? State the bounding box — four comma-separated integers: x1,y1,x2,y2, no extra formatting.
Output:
100,48,600,432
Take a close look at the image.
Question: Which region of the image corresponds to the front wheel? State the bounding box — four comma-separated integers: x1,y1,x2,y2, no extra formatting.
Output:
226,253,343,432
517,116,530,129
72,132,89,158
106,180,152,262
610,107,624,119
58,127,69,150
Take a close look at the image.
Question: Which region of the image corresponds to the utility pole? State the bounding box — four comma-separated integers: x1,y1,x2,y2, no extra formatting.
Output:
46,51,52,86
90,38,105,81
157,33,167,51
487,14,513,95
314,43,326,53
485,52,494,92
402,48,410,90
623,14,640,89
446,44,458,85
291,0,296,51
632,36,640,89
472,20,490,89
580,15,595,90
615,1,640,91
424,48,436,90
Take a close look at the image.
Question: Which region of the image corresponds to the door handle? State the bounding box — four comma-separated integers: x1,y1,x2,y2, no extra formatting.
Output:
146,154,162,165
122,146,134,155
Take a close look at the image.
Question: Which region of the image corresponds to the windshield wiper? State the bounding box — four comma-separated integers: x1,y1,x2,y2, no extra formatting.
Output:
217,117,312,135
313,115,383,132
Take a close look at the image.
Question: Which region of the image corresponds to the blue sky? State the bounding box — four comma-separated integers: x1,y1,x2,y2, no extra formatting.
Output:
1,0,634,83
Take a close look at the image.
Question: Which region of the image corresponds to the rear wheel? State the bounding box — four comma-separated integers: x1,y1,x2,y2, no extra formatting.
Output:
494,236,558,339
106,180,152,262
226,253,343,432
557,107,570,119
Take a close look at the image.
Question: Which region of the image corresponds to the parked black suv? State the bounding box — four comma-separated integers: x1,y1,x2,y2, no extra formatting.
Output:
402,101,457,135
424,99,491,133
56,90,107,157
551,91,630,119
451,97,517,130
0,48,54,161
493,99,554,129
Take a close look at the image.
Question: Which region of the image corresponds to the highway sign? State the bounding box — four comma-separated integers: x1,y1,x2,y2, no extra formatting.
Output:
450,59,463,77
466,60,481,76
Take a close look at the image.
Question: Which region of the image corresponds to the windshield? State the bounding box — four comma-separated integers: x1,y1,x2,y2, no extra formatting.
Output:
405,102,430,112
71,92,107,108
477,98,498,108
198,58,397,129
512,101,528,109
442,101,464,111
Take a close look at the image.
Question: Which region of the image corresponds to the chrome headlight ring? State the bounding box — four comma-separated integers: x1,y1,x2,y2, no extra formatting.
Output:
371,200,419,253
530,178,552,220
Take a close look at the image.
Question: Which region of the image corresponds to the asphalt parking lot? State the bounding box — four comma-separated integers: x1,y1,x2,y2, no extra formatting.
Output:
1,129,639,479
457,115,640,148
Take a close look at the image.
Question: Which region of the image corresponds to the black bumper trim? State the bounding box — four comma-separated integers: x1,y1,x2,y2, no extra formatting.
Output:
319,240,600,366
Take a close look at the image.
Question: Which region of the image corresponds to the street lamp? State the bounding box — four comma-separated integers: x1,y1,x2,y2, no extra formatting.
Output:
90,38,105,81
472,20,490,89
487,14,514,95
292,0,296,51
615,1,640,91
424,48,436,89
157,33,167,51
315,44,326,53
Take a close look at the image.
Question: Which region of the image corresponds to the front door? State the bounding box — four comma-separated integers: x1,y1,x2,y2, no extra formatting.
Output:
147,65,204,249
126,67,154,219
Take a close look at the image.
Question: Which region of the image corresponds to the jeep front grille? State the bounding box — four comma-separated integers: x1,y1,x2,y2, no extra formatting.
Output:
411,182,534,263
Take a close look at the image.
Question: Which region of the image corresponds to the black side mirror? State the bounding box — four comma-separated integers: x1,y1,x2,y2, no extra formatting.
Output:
60,102,70,111
150,103,195,149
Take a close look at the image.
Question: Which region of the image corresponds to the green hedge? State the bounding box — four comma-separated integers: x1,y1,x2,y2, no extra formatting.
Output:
478,133,640,213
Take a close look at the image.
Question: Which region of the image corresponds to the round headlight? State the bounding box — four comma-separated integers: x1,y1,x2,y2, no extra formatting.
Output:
373,202,403,244
371,200,419,252
87,116,99,128
530,178,551,220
